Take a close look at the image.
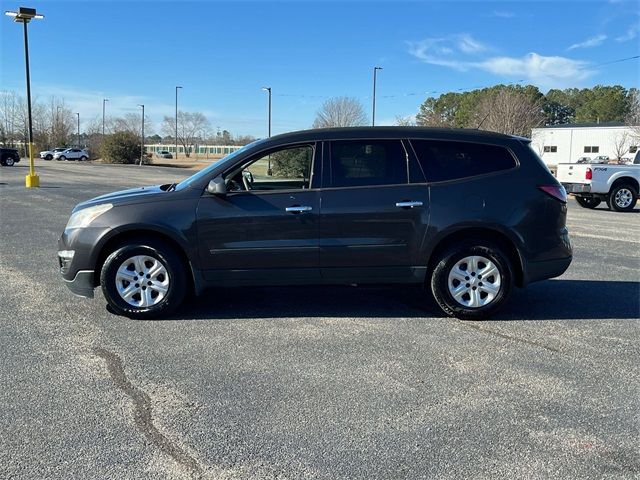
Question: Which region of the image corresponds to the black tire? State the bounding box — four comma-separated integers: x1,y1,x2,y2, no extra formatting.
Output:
58,155,66,161
4,157,15,167
45,154,53,160
100,239,187,319
430,241,514,320
609,184,638,212
575,196,601,209
80,156,87,161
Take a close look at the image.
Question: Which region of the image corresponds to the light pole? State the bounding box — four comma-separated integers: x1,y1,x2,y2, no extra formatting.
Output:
372,66,382,126
75,112,80,147
175,86,182,159
5,7,44,188
102,98,108,137
261,86,272,174
138,104,145,166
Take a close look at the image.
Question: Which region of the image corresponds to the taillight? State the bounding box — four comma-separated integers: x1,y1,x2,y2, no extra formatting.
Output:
585,167,592,180
538,185,567,203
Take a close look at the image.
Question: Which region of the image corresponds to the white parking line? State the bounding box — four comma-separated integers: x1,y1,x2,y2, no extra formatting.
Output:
570,232,640,243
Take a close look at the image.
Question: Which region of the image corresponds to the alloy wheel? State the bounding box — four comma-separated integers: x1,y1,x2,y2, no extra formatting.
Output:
447,255,502,308
115,255,170,308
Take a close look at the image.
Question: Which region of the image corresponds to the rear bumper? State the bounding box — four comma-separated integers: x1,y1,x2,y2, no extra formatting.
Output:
63,270,95,298
562,183,591,194
524,256,572,284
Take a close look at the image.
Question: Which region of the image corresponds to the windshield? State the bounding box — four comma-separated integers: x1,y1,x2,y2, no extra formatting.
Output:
175,139,267,190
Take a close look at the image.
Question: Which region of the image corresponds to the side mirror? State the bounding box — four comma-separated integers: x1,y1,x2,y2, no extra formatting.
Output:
207,175,227,195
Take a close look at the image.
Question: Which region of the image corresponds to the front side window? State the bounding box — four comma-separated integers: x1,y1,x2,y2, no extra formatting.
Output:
226,144,314,192
329,140,407,188
411,140,517,183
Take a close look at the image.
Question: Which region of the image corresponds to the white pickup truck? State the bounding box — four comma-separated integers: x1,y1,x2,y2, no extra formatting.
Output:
557,156,640,212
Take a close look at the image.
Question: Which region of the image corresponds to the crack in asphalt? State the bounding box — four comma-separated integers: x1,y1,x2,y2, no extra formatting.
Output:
455,321,562,354
93,346,204,477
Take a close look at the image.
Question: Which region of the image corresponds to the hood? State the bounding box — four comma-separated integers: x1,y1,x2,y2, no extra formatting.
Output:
74,184,168,211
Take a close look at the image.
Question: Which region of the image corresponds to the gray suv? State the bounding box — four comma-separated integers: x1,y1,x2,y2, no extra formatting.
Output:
58,127,572,320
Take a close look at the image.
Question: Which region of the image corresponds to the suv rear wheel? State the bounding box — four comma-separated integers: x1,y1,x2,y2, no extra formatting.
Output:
430,241,513,320
100,239,187,319
4,156,15,166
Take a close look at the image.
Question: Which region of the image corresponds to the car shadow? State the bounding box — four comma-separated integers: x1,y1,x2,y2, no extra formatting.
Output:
163,279,639,321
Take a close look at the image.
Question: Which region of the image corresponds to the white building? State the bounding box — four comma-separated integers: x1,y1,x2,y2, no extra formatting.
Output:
531,123,639,166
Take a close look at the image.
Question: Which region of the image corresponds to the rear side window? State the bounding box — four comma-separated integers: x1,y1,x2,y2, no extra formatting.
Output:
329,140,407,187
410,140,517,183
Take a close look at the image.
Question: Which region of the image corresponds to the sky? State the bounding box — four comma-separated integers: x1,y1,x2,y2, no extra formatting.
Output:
1,0,639,138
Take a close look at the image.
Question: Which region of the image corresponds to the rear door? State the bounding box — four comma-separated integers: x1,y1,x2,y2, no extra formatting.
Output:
319,138,430,283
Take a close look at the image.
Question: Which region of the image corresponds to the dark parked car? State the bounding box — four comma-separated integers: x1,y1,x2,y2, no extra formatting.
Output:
0,147,21,166
58,127,572,320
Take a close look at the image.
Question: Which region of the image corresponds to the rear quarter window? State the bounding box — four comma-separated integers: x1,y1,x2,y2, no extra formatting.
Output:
410,139,517,182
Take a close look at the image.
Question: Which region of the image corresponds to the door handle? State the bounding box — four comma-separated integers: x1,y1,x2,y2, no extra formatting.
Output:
285,205,312,213
395,201,423,209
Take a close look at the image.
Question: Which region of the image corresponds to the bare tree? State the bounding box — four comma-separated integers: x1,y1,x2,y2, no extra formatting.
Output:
161,111,210,158
312,96,368,128
532,131,546,158
113,113,153,136
612,132,631,162
395,115,415,126
626,88,640,143
473,88,545,137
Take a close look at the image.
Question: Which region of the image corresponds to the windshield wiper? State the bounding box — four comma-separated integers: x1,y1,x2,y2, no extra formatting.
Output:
166,182,177,192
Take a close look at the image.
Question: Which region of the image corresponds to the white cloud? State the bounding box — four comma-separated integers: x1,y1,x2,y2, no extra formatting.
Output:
567,34,607,50
457,34,489,54
408,36,595,89
27,84,219,134
407,34,490,71
491,10,516,18
615,22,640,41
476,53,593,86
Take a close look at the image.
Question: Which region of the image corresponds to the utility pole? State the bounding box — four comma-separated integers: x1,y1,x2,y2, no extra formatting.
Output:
175,86,182,159
372,66,382,126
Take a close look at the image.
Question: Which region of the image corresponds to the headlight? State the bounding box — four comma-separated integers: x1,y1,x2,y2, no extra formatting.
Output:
65,203,113,231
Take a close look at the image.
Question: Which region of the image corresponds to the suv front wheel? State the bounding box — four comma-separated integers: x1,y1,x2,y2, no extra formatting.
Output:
100,239,187,319
430,241,513,320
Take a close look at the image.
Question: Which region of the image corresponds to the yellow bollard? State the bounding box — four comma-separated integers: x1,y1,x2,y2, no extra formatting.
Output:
25,142,40,188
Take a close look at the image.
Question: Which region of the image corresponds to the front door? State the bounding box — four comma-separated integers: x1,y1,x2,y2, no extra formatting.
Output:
196,143,321,285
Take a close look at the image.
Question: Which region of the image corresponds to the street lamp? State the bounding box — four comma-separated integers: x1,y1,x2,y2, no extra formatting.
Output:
5,6,44,188
175,86,182,159
261,87,272,137
261,86,272,175
102,98,108,137
75,112,80,147
138,104,145,166
372,66,382,126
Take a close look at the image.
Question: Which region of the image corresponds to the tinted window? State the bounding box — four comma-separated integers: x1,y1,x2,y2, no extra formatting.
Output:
329,140,407,187
411,140,516,183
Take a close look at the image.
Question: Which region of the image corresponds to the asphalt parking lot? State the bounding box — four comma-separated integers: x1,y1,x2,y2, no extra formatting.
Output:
1,160,639,479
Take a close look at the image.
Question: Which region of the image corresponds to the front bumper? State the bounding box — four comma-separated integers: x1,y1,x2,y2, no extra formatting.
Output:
58,226,111,299
63,270,95,298
562,183,591,194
